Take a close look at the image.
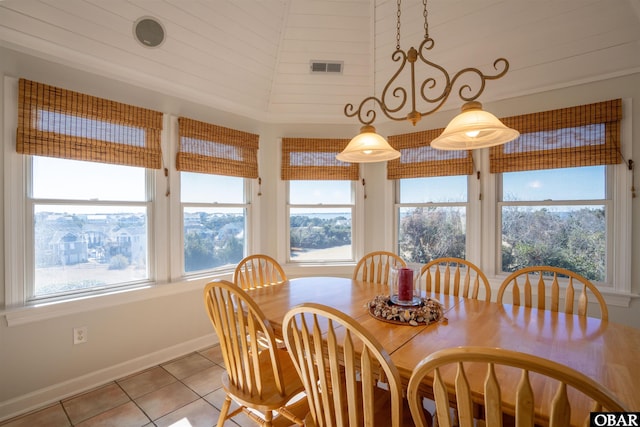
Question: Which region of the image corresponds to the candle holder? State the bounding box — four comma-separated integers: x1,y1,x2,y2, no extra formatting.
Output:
390,264,421,306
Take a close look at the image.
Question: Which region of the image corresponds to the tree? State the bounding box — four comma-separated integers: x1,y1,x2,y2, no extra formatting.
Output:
398,207,465,263
184,231,215,271
501,206,605,281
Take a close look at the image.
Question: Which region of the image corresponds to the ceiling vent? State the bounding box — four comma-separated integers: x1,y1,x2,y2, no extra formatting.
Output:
133,17,165,48
310,61,343,74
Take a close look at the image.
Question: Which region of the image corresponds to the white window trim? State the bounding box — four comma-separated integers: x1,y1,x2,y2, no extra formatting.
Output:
167,114,255,281
277,138,364,276
481,98,633,305
2,92,239,325
3,76,167,306
4,77,26,306
392,100,633,307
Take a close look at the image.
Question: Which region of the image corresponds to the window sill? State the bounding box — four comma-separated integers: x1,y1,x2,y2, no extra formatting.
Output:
2,273,232,327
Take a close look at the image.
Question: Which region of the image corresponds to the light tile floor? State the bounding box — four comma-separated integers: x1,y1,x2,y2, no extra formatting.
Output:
0,345,261,427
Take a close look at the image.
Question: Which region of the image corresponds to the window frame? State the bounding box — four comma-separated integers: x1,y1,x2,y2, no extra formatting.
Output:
496,166,613,283
480,106,632,297
178,173,252,277
3,77,172,308
488,160,630,294
25,160,155,302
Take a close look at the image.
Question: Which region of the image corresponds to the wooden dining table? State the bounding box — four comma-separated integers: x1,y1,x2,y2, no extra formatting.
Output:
245,276,640,422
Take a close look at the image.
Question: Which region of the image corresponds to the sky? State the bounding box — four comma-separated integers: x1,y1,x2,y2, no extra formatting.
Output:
32,157,605,209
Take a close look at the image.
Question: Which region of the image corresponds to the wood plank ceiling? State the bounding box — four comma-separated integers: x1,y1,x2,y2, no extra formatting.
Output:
0,0,639,125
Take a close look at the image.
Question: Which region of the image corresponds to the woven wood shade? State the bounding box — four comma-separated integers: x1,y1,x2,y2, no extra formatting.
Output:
490,99,622,173
17,78,163,169
281,138,359,180
387,129,474,179
176,117,259,178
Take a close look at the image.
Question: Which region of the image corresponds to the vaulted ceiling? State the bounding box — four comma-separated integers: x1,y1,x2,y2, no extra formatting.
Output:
1,0,639,126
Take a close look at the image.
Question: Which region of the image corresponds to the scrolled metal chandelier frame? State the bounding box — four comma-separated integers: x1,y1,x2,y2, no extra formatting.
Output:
344,0,510,128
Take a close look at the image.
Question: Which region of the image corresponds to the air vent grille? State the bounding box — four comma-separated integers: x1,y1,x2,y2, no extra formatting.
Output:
310,61,343,74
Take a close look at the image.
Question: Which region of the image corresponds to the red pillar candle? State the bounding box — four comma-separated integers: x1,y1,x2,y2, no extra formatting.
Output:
398,267,413,302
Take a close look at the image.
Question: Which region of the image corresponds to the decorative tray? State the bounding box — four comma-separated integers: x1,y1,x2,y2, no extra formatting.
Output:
367,295,446,326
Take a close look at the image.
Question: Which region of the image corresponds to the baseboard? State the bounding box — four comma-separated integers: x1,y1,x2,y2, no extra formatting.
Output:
0,333,219,422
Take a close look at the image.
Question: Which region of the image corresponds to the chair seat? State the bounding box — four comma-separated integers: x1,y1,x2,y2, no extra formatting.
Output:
222,347,305,411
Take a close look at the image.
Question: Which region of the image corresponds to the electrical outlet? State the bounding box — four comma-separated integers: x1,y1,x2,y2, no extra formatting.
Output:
73,326,88,344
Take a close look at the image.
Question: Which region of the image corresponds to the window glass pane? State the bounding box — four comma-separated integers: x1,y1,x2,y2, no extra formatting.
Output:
502,166,605,201
33,156,145,201
184,207,245,272
501,205,605,281
290,208,351,261
398,206,466,263
181,172,244,203
400,176,467,203
33,205,148,297
289,180,351,204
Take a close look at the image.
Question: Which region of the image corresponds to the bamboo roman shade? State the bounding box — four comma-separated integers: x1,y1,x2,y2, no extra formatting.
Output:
176,117,259,178
490,99,622,173
17,78,163,169
387,129,474,179
281,138,359,180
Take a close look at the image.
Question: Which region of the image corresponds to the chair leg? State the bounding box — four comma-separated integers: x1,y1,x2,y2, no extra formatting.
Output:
264,410,273,427
217,395,232,427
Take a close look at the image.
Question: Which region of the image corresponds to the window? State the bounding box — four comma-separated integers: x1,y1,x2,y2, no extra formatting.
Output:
281,138,359,263
491,99,623,284
288,180,354,262
499,166,608,281
390,99,628,292
181,172,247,273
388,129,474,264
397,176,468,263
30,157,150,300
13,78,163,303
176,117,259,275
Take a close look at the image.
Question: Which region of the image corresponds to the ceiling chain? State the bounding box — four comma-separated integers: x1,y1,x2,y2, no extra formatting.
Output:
396,0,402,50
423,0,429,39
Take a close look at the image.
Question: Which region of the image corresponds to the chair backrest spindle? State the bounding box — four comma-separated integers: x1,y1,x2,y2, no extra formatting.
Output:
419,257,491,301
497,266,608,320
234,254,287,290
353,251,406,285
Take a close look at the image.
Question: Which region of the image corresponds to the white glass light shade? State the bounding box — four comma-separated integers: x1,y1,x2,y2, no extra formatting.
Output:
430,101,520,150
336,125,401,163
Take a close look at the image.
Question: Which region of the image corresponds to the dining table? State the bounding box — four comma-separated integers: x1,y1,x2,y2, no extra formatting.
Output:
245,276,640,423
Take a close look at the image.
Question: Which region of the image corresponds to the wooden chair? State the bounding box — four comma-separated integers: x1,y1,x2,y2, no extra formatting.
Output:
497,266,608,320
353,251,406,285
419,257,491,300
283,302,425,427
203,280,306,427
234,254,287,290
407,346,627,427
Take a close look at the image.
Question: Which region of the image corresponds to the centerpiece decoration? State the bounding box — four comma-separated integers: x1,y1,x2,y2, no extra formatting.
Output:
367,264,445,326
367,295,444,326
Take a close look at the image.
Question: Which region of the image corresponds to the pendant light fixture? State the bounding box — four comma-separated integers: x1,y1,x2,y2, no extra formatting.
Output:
339,0,519,162
335,125,400,163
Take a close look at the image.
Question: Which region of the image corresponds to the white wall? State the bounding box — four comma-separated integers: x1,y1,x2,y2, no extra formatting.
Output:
0,46,639,421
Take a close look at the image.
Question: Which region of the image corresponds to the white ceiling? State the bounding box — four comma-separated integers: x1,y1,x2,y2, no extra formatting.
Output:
1,0,639,126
